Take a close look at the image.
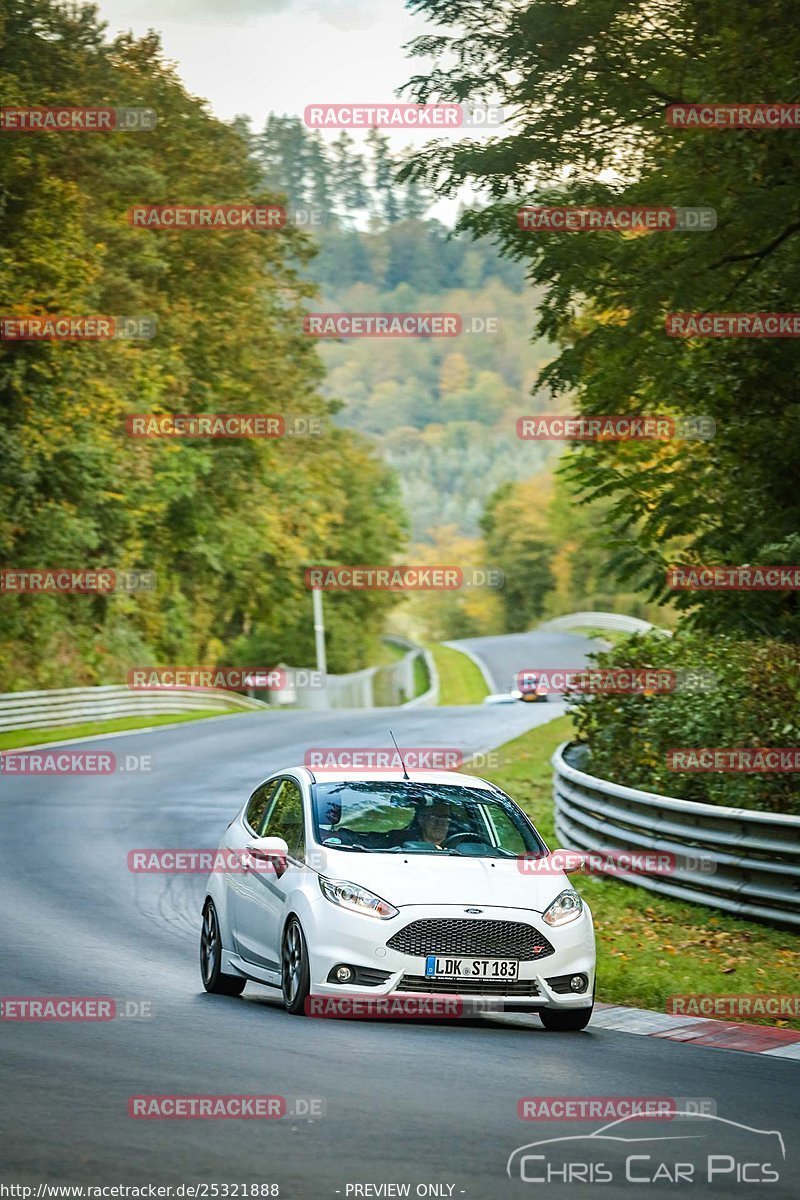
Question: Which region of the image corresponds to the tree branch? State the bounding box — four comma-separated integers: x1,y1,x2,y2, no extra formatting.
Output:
710,220,800,269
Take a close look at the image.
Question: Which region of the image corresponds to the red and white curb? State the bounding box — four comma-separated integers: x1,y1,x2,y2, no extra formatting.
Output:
592,1002,800,1058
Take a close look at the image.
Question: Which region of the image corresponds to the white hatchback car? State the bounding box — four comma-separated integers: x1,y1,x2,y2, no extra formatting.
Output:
201,767,596,1030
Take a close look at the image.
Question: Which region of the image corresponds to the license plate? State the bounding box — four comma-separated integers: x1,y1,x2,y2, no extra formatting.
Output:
424,956,519,980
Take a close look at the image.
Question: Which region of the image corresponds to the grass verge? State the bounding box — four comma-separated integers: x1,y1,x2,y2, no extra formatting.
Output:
413,653,430,699
478,715,800,1029
430,643,489,706
0,709,235,752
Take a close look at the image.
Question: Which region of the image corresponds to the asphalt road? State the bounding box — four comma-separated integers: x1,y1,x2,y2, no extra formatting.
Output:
448,629,608,694
1,670,798,1196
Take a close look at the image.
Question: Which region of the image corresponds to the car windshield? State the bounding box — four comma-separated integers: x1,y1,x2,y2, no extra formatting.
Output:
311,780,546,858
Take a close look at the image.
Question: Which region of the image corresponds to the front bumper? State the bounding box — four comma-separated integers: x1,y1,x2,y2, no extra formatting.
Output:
303,900,595,1009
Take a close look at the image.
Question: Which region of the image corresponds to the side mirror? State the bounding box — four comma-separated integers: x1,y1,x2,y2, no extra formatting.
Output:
548,849,585,873
247,836,289,877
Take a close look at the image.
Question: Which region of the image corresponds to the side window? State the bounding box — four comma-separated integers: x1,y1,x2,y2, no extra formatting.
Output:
245,780,278,833
259,778,306,859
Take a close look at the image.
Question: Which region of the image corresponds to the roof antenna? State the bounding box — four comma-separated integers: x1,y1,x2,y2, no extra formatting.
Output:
389,729,411,781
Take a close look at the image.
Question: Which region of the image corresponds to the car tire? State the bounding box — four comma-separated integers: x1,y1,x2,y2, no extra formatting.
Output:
201,900,246,996
281,916,311,1015
539,1003,593,1031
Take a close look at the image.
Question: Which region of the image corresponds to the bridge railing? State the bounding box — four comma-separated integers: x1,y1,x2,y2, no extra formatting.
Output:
539,611,670,636
279,636,437,710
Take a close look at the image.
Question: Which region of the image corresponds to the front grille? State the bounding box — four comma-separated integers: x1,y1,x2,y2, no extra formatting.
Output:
396,974,540,997
353,967,393,987
386,918,554,960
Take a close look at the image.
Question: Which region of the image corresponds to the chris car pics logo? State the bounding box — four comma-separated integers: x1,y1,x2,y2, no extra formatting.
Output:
507,1112,785,1185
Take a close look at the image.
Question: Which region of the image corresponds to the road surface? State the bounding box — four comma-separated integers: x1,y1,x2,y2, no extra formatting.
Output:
1,654,797,1196
449,629,607,694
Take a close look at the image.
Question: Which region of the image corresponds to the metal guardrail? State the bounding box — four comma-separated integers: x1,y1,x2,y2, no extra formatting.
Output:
0,684,266,733
539,611,670,636
0,639,436,732
553,742,800,927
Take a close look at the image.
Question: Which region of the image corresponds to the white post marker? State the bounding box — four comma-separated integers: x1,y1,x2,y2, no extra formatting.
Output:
312,587,328,707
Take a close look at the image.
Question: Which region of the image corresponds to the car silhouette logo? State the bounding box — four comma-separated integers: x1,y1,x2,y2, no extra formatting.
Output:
507,1112,786,1183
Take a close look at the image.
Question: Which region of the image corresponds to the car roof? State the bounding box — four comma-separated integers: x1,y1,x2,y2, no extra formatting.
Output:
292,766,498,791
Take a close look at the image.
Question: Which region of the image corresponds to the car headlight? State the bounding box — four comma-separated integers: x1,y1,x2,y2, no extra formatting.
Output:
318,876,398,920
542,889,584,927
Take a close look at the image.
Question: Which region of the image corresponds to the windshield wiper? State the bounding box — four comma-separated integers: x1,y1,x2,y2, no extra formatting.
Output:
376,846,460,855
320,840,368,851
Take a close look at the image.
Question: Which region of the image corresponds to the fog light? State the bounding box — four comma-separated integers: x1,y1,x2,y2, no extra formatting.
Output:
335,965,354,983
570,974,587,992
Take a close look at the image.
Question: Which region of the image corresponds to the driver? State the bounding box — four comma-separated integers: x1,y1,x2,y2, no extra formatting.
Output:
383,798,453,848
417,801,451,849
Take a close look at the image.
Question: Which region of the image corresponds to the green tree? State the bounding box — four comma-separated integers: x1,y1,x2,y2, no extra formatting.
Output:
404,0,800,641
366,128,400,225
480,478,555,631
0,0,406,689
329,131,368,221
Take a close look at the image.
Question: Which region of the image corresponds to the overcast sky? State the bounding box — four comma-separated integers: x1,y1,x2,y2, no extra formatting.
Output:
93,0,433,135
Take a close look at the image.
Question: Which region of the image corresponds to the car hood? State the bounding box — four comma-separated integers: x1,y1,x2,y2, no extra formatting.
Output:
311,849,569,913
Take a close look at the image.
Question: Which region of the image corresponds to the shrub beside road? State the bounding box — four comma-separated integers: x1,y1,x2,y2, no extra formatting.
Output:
573,630,800,813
